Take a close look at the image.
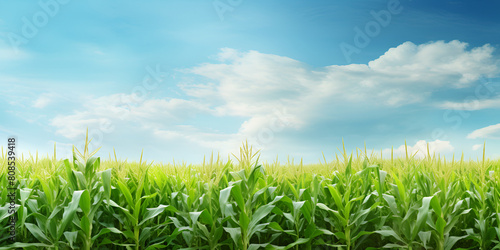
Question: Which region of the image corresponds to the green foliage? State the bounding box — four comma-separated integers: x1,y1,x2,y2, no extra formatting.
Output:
1,139,500,249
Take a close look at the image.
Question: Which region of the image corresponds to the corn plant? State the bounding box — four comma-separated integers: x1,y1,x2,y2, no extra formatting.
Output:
1,138,500,249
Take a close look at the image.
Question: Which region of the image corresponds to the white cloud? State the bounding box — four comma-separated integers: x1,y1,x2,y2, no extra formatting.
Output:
472,144,483,151
438,97,500,111
180,41,498,145
0,41,28,61
49,41,499,155
0,48,28,61
467,123,500,139
33,93,57,108
367,40,497,86
216,48,242,61
189,40,497,113
383,140,454,159
50,93,211,139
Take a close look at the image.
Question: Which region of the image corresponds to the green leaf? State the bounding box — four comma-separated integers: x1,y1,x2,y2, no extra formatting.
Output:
219,186,233,217
392,174,406,200
444,235,468,250
92,227,125,242
231,184,245,212
352,231,373,242
240,212,250,233
25,223,51,244
19,188,32,206
248,243,268,250
101,168,112,204
80,189,91,215
80,214,91,235
316,203,347,226
64,231,78,249
104,199,136,224
430,195,442,217
64,159,78,190
418,231,432,249
73,170,87,188
57,190,86,240
197,209,214,225
139,205,177,226
413,196,432,240
375,229,405,244
300,201,313,224
285,238,310,249
345,155,352,178
224,227,242,247
0,243,53,250
248,204,275,238
117,179,134,209
328,185,344,211
383,194,398,216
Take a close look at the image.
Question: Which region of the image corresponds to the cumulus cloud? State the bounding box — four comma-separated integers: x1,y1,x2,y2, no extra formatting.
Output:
383,140,454,158
190,41,497,111
50,40,499,154
467,123,500,139
367,40,497,86
180,40,498,144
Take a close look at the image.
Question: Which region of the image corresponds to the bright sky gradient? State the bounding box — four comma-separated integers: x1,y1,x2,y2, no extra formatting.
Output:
1,0,500,163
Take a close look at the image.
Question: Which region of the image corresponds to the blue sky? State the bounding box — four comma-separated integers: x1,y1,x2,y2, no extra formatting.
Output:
1,0,500,163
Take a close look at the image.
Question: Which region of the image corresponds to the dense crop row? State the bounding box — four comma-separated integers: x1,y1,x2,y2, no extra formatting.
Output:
1,141,500,249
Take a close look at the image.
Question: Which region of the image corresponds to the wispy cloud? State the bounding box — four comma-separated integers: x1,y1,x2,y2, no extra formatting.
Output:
468,124,500,139
472,144,483,151
438,97,500,110
50,93,211,139
33,93,57,108
0,41,29,61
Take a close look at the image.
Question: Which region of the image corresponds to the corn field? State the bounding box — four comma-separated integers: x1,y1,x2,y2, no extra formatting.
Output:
1,140,500,249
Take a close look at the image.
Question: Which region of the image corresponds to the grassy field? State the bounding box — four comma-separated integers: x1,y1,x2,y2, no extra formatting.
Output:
1,139,500,250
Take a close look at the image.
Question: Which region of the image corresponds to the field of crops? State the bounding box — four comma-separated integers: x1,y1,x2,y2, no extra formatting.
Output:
1,140,500,250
